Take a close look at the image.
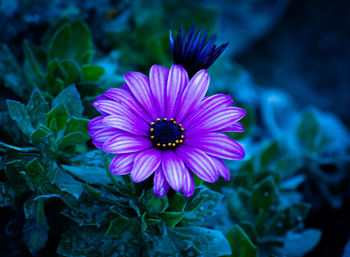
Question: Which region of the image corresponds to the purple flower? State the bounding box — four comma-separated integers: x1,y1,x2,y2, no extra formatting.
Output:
88,64,245,198
170,23,228,78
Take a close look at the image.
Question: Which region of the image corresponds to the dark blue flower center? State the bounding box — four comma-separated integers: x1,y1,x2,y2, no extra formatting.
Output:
149,118,184,149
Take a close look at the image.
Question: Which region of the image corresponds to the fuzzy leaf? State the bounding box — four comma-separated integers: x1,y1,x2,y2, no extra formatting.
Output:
82,65,104,81
251,176,278,212
61,164,111,185
7,99,34,136
0,43,29,98
160,212,184,227
52,85,83,116
46,104,70,132
225,225,258,257
0,183,17,207
54,170,84,200
22,199,49,255
176,226,232,257
26,88,49,128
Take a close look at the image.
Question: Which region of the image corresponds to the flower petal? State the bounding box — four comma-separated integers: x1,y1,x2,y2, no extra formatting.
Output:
102,114,149,136
185,132,245,160
91,127,122,149
110,153,136,175
211,157,230,181
217,122,244,133
103,88,152,123
149,65,169,118
131,148,162,182
166,65,188,119
182,167,195,198
124,71,158,120
103,134,152,154
175,69,210,122
162,150,185,191
88,116,105,136
153,167,170,197
182,94,233,128
185,107,246,135
176,145,217,183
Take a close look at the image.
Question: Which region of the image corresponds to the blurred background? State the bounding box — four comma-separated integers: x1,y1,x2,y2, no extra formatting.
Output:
1,0,349,256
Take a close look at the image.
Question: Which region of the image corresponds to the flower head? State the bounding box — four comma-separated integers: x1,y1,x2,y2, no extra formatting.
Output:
170,23,228,78
88,64,245,198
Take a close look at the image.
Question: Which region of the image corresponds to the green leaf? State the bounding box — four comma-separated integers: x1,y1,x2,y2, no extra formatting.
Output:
48,24,72,61
82,65,105,81
26,88,49,128
183,186,223,222
59,132,86,148
251,176,278,212
65,116,90,140
0,183,17,207
23,40,47,78
141,190,169,215
52,85,83,116
276,229,322,257
46,59,67,95
297,110,320,152
70,19,93,65
260,141,279,169
30,125,51,145
7,99,34,136
61,59,81,85
176,226,232,257
160,212,184,227
22,199,49,255
61,164,111,185
46,104,70,132
54,170,83,200
105,216,130,238
225,225,258,257
0,43,29,98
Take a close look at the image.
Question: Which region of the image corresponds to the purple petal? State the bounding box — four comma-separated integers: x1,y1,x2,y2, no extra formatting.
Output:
131,148,162,182
102,114,149,136
153,167,170,197
88,116,105,136
185,132,245,160
162,150,185,191
103,134,152,154
120,83,130,92
176,145,218,183
182,167,195,198
166,65,188,119
217,122,244,133
123,71,158,120
185,107,246,135
175,69,210,122
211,157,230,181
91,127,122,149
182,94,233,128
103,88,153,123
110,153,136,175
149,65,169,118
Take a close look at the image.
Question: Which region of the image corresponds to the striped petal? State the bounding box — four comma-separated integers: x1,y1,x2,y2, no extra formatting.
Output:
185,107,246,135
149,65,169,118
110,153,136,175
103,134,152,154
211,157,230,181
175,69,210,122
162,150,185,191
182,167,195,198
185,132,245,160
124,71,158,120
102,115,149,136
166,65,188,119
176,145,217,183
131,148,162,182
153,167,170,197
